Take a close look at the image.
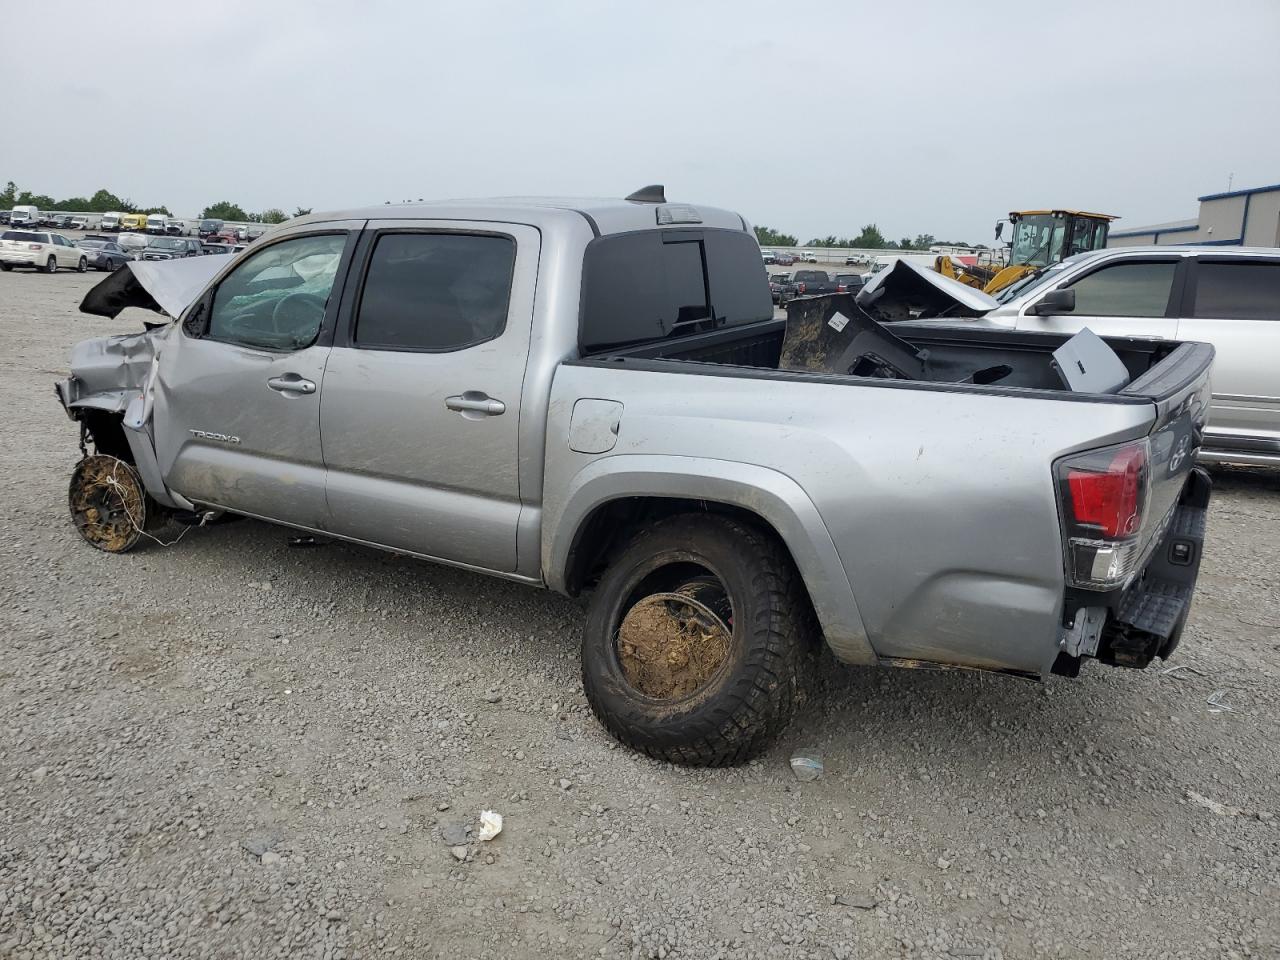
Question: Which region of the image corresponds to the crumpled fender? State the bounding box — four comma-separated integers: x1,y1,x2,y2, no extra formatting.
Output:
856,257,999,319
79,256,225,320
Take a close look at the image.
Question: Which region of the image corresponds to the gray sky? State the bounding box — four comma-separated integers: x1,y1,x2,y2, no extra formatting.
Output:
4,0,1278,242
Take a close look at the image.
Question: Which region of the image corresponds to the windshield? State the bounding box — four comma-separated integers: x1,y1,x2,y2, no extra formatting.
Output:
149,237,182,250
993,258,1078,303
1008,215,1066,268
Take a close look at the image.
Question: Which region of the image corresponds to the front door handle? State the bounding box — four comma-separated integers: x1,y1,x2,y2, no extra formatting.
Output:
445,392,506,417
267,375,316,395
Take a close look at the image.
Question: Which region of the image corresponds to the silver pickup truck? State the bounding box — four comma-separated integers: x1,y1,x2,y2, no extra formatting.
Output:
57,188,1214,765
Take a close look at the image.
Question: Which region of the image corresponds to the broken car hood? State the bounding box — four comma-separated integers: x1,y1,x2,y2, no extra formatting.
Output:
855,257,998,321
79,255,227,320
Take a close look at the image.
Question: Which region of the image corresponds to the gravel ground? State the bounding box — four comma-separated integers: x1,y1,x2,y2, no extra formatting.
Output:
1,268,1277,960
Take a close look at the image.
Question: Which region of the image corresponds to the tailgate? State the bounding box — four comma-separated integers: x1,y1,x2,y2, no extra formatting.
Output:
1120,341,1214,554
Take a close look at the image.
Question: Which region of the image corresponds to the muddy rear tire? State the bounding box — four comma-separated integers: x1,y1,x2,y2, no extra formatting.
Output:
582,514,809,766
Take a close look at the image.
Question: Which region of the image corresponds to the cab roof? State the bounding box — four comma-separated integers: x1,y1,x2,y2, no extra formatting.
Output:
288,191,750,238
1010,210,1119,220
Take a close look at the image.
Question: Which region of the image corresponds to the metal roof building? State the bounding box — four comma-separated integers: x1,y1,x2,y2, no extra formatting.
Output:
1109,182,1280,248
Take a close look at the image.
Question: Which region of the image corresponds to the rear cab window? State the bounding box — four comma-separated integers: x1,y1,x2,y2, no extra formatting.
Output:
579,228,771,353
1192,260,1280,320
354,232,516,352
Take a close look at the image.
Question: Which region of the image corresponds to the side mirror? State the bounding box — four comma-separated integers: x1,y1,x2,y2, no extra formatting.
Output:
994,221,1004,241
1028,288,1076,316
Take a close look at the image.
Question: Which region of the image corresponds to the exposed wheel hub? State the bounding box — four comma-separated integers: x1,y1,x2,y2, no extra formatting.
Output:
616,578,733,700
68,455,147,553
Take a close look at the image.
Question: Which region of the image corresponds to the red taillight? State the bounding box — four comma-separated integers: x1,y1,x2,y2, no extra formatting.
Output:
836,283,847,292
1066,445,1146,538
28,243,41,250
796,282,806,294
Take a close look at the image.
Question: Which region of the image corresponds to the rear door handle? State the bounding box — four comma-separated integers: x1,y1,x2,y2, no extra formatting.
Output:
445,392,505,417
267,375,316,395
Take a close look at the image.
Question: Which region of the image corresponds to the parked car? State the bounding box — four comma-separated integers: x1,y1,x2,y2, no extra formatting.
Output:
760,249,777,265
165,219,186,236
119,213,147,232
790,269,838,297
75,239,130,271
936,245,1280,466
100,212,123,232
201,243,234,255
145,214,168,235
59,191,1213,765
834,273,865,293
115,232,149,258
71,217,90,231
774,252,795,266
197,219,224,239
845,254,871,266
141,236,201,260
769,272,798,305
53,215,75,230
10,205,40,228
0,212,11,225
799,252,818,263
0,230,88,272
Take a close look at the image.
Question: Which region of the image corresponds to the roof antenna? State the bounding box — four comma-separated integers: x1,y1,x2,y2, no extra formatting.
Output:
625,184,666,204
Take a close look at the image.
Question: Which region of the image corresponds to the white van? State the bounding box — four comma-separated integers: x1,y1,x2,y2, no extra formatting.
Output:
100,212,122,232
10,205,39,228
145,213,167,234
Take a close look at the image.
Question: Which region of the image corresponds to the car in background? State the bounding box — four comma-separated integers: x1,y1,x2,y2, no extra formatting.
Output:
10,206,40,228
75,239,130,272
798,252,818,263
790,268,838,297
141,236,201,261
145,214,168,235
100,212,122,232
198,218,224,239
760,249,777,265
0,212,10,225
115,232,149,259
769,272,798,305
165,219,186,236
119,213,147,233
201,243,234,255
70,217,90,231
834,272,866,293
844,254,871,266
774,252,795,266
53,214,75,230
0,230,88,273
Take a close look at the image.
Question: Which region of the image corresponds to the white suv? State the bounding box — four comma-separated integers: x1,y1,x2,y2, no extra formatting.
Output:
0,231,89,273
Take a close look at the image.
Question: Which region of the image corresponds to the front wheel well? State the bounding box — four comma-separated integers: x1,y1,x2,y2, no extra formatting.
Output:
78,410,133,462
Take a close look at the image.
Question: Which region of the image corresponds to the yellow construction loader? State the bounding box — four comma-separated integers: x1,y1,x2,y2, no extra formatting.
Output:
937,210,1118,295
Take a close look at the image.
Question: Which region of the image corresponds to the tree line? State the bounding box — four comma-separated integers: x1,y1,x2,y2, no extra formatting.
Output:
755,223,980,251
1,181,310,224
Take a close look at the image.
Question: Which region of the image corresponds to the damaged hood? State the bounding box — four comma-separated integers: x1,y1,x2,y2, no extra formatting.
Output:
79,255,227,320
856,257,998,321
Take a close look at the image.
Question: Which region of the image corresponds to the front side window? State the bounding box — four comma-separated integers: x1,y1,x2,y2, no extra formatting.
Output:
1193,261,1280,321
207,233,346,350
355,232,515,351
1061,261,1176,318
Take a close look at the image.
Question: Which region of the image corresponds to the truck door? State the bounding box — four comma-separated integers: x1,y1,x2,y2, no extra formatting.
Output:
319,220,540,573
151,226,360,528
1017,256,1184,339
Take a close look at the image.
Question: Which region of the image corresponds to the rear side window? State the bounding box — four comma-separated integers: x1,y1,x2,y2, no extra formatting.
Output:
355,232,515,352
580,229,771,352
1193,261,1280,320
1063,260,1176,317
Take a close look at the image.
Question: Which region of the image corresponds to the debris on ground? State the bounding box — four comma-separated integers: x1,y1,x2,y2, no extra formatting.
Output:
240,834,278,857
449,845,468,862
1186,790,1243,817
1206,690,1235,713
477,810,503,841
1161,663,1210,680
440,822,470,846
789,751,823,782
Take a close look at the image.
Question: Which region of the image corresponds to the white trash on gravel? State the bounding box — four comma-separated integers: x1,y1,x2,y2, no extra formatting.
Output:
477,810,503,841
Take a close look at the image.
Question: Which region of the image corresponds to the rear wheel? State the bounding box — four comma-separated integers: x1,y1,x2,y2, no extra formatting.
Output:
77,257,88,272
582,514,810,766
0,263,11,272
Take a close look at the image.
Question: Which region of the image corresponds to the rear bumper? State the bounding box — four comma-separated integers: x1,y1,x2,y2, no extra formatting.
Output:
1,251,40,265
1056,468,1212,674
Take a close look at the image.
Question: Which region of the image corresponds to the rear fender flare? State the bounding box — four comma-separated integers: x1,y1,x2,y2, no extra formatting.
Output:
545,455,876,665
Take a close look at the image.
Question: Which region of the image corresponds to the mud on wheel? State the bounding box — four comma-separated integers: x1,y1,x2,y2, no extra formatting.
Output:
68,455,164,553
582,514,810,766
